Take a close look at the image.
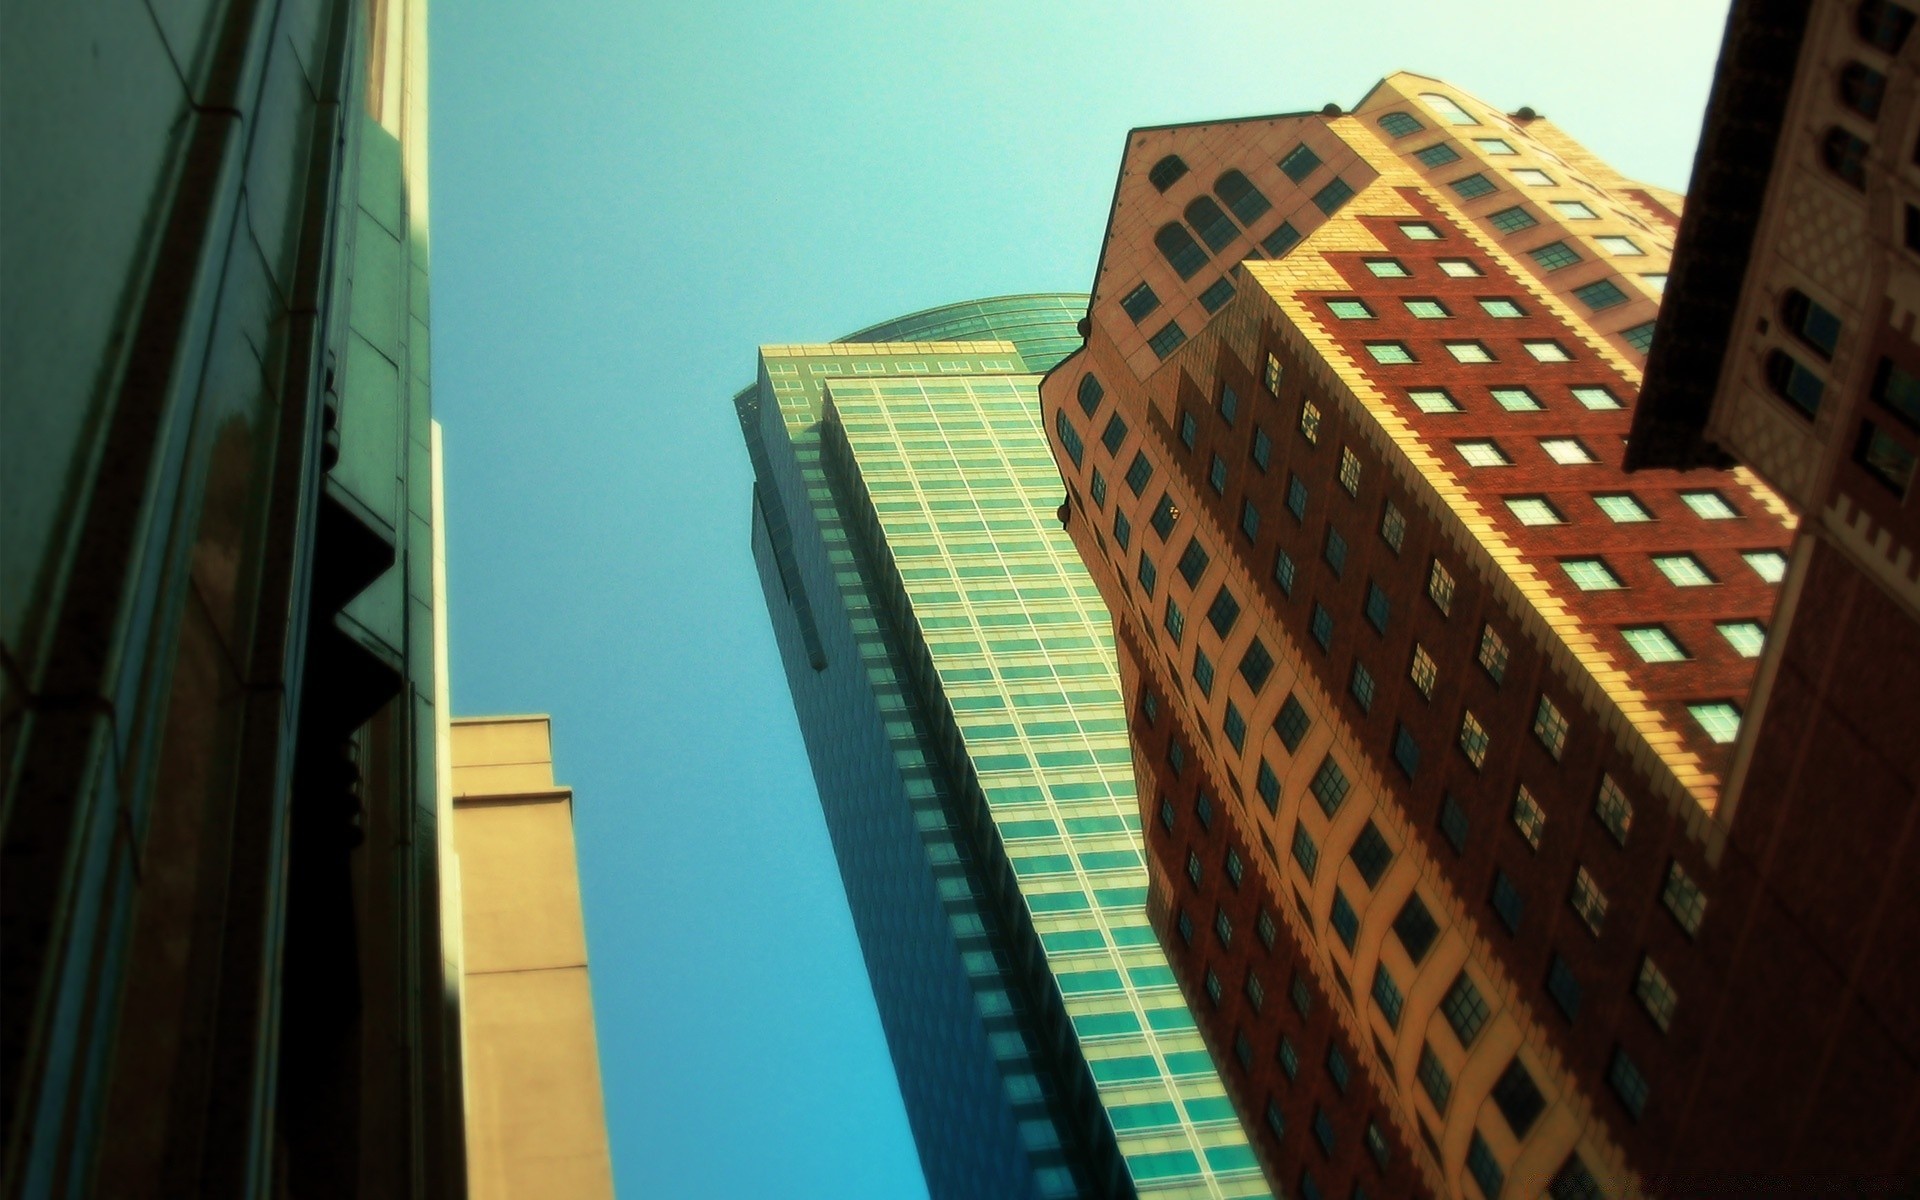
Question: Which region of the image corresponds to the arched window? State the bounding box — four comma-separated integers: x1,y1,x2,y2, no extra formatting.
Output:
1077,373,1105,416
1378,112,1424,138
1155,223,1208,280
1840,62,1887,119
1149,154,1190,192
1858,0,1916,51
1765,349,1825,418
1184,196,1238,252
1215,170,1272,225
1822,128,1871,189
1780,289,1841,358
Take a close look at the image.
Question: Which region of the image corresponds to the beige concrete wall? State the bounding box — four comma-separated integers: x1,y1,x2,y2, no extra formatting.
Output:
452,715,615,1200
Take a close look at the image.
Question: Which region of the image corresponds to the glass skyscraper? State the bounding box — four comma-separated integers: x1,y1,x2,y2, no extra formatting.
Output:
738,297,1269,1199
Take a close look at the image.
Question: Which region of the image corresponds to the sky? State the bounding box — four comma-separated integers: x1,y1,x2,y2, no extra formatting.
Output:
428,2,1732,1195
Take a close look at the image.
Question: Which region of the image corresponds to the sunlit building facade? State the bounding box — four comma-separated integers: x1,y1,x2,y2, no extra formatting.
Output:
740,297,1269,1198
1038,68,1906,1198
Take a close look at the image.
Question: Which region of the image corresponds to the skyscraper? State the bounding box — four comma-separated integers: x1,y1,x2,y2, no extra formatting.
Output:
3,2,466,1194
740,297,1269,1198
1039,71,1900,1198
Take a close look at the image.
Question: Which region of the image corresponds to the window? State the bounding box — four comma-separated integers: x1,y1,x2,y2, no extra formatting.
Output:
1395,895,1439,963
1214,908,1235,948
1324,527,1348,577
1264,351,1282,394
1509,168,1554,187
1488,205,1538,233
1421,92,1477,124
1452,172,1497,199
1438,258,1482,277
1262,221,1302,257
1330,891,1359,949
1150,493,1178,537
1182,196,1244,253
1717,620,1765,658
1299,400,1323,445
1822,126,1870,189
1178,538,1210,585
1154,223,1207,279
1492,1058,1546,1138
1292,824,1321,878
1258,909,1277,949
1417,1046,1453,1112
1467,1134,1505,1199
1491,386,1541,411
1622,321,1655,353
1310,755,1349,816
1226,848,1244,887
1546,954,1582,1020
1399,221,1442,241
1125,450,1153,495
1373,966,1405,1029
1198,276,1236,313
1653,553,1714,587
1551,199,1598,220
1415,142,1462,168
1875,357,1920,429
1637,956,1677,1032
1860,0,1917,51
1595,775,1633,845
1350,822,1393,887
1681,490,1737,519
1190,645,1221,691
1609,1048,1650,1120
1379,111,1424,137
1329,298,1375,320
1246,971,1267,1012
1207,585,1241,637
1542,437,1597,465
1441,971,1490,1046
1410,387,1461,413
1393,723,1421,778
1056,410,1086,467
1490,870,1525,933
1525,340,1573,362
1338,447,1363,495
1439,794,1470,854
1161,797,1178,833
1187,850,1203,886
1533,694,1569,759
1121,284,1160,323
1779,288,1842,361
1379,502,1406,552
1688,701,1742,744
1077,373,1105,416
1478,624,1508,681
1446,341,1495,363
1163,596,1185,643
1459,711,1490,769
1224,702,1246,752
1562,557,1623,590
1274,547,1298,594
1252,426,1272,470
1280,143,1323,182
1511,785,1545,849
1573,279,1629,310
1101,413,1129,455
1276,695,1311,751
1366,341,1417,366
1257,760,1281,813
1137,551,1157,596
1664,860,1707,936
1366,257,1410,277
1410,645,1438,698
1623,626,1688,663
1457,439,1511,467
1641,272,1668,291
1507,496,1564,526
1148,154,1189,192
1309,604,1333,651
1170,741,1187,775
1205,969,1224,1006
1208,454,1228,493
1480,297,1526,318
1404,297,1452,319
1148,320,1189,359
1314,1108,1338,1156
1530,241,1581,270
1364,583,1391,632
1237,500,1260,543
1217,384,1239,425
1597,235,1645,256
1569,866,1608,935
1573,384,1622,410
1091,468,1110,510
1112,508,1131,551
1475,136,1517,155
1428,560,1456,613
1860,422,1918,495
1179,410,1198,449
1216,169,1272,224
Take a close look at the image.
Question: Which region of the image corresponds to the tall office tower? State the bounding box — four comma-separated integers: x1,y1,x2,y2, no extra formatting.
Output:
2,2,466,1196
740,297,1270,1199
1037,72,1876,1199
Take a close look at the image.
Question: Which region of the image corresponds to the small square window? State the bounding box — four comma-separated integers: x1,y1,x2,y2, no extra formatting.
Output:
1743,550,1788,583
1366,258,1410,277
1681,491,1738,519
1150,493,1179,538
1525,340,1573,362
1511,168,1555,186
1410,388,1461,413
1488,205,1538,234
1417,1045,1453,1112
1439,794,1470,854
1457,439,1511,467
1573,385,1622,410
1240,499,1260,541
1373,965,1405,1029
1636,956,1677,1032
1452,172,1498,199
1479,297,1526,318
1324,526,1348,577
1718,621,1766,658
1264,351,1283,393
1511,785,1545,849
1653,554,1714,587
1280,143,1323,182
1209,453,1229,494
1275,695,1311,752
1546,954,1582,1020
1177,538,1210,586
1330,890,1360,950
1438,258,1482,277
1274,547,1298,594
1562,558,1622,591
1542,437,1597,465
1251,426,1272,470
1688,701,1742,744
1349,660,1376,712
1623,321,1656,353
1125,451,1153,496
1595,493,1651,522
1292,824,1320,878
1595,775,1633,845
1569,865,1608,935
1478,624,1508,681
1459,711,1490,769
1394,894,1439,963
1339,447,1363,495
1441,971,1490,1046
1533,694,1570,759
1622,626,1687,663
1428,559,1457,614
1530,241,1582,270
1415,142,1462,168
1663,860,1707,936
1379,502,1406,552
1192,648,1216,696
1490,870,1525,933
1609,1048,1650,1120
1551,200,1598,219
1507,496,1564,526
1491,386,1541,411
1121,283,1161,323
1446,341,1495,363
1573,279,1629,311
1136,550,1157,596
1492,1057,1547,1139
1310,754,1349,817
1405,297,1452,319
1314,178,1356,215
1400,222,1443,241
1598,235,1645,256
1330,299,1375,320
1475,137,1517,155
1410,644,1438,698
1367,342,1416,365
1148,321,1188,359
1300,400,1322,444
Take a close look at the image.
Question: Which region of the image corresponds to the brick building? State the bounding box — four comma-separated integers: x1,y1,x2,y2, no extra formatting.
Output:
1043,68,1915,1198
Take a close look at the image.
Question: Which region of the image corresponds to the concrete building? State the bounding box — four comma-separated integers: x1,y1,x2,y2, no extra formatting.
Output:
1043,69,1915,1198
450,716,614,1200
740,297,1269,1198
1,2,465,1195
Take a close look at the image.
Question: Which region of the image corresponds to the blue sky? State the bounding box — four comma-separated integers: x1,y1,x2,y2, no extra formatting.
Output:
429,2,1731,1194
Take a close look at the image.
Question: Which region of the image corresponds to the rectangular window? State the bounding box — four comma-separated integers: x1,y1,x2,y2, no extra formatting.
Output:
1540,437,1596,464
1452,172,1497,199
1459,711,1490,769
1410,644,1438,698
1112,508,1132,551
1493,1058,1547,1140
1511,785,1546,849
1240,637,1274,692
1546,954,1582,1020
1595,775,1633,845
1199,276,1236,313
1653,553,1714,587
1623,626,1687,663
1280,143,1323,181
1598,234,1645,255
1570,866,1608,935
1275,695,1311,752
1573,279,1629,310
1595,493,1651,522
1251,426,1272,470
1664,861,1706,936
1507,496,1564,526
1292,824,1320,878
1324,526,1347,576
1399,221,1442,241
1162,596,1186,644
1339,446,1363,494
1330,298,1375,320
1488,205,1537,233
1208,453,1228,494
1287,474,1309,520
1137,551,1157,596
1681,490,1738,519
1551,199,1598,219
1364,582,1391,632
1573,384,1622,410
1490,870,1525,933
1177,538,1210,585
1274,547,1297,594
1439,794,1470,854
1688,701,1742,744
1300,399,1322,444
1256,760,1280,813
1478,624,1508,681
1310,754,1350,816
1150,493,1178,538
1206,585,1241,637
1530,241,1581,270
1744,550,1788,583
1533,694,1569,759
1623,321,1656,352
1446,341,1495,363
1410,387,1461,413
1491,386,1541,411
1223,702,1246,752
1090,467,1108,508
1179,410,1198,449
1637,956,1677,1031
1380,501,1406,551
1262,221,1302,257
1056,410,1086,467
1395,894,1439,963
1609,1048,1650,1120
1480,297,1526,318
1441,971,1490,1046
1438,258,1482,277
1314,178,1356,214
1457,440,1511,466
1125,451,1153,495
1512,167,1555,186
1192,648,1216,697
1415,142,1462,168
1718,621,1765,658
1349,660,1375,711
1330,890,1360,950
1525,340,1573,362
1393,723,1421,778
1102,413,1129,454
1468,1133,1506,1199
1417,1045,1453,1112
1428,559,1456,613
1562,558,1623,590
1367,341,1416,365
1373,965,1405,1029
1122,283,1161,322
1264,351,1283,394
1148,320,1188,359
1366,258,1411,277
1350,821,1393,887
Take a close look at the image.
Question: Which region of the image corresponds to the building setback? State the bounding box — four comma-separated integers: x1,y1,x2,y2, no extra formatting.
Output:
740,297,1270,1198
1042,69,1913,1198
